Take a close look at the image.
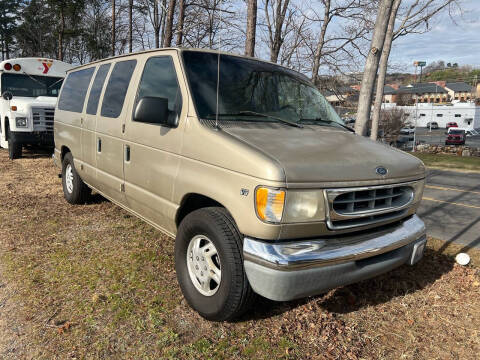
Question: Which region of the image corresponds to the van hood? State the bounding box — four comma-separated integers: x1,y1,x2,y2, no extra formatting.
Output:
220,123,425,185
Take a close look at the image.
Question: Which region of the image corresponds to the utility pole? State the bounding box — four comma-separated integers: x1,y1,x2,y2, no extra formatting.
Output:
412,61,426,150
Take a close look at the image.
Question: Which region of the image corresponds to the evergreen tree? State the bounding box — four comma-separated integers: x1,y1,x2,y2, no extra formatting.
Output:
0,0,21,60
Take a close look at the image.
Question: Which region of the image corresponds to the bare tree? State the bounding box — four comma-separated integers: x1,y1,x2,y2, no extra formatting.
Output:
308,0,371,85
128,0,133,52
245,0,257,56
370,0,401,141
176,0,186,46
370,0,460,140
111,0,116,55
264,0,291,63
164,0,177,47
354,0,393,136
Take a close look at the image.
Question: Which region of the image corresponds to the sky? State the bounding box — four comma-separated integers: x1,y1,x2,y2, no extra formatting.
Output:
389,0,480,71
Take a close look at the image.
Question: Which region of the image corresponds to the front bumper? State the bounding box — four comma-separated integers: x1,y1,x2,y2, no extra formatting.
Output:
10,131,54,146
243,215,426,301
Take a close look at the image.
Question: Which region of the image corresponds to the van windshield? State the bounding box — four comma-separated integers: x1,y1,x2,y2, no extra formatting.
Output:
1,73,63,98
182,51,345,130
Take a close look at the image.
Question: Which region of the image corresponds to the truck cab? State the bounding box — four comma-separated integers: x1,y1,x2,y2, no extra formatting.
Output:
0,58,73,159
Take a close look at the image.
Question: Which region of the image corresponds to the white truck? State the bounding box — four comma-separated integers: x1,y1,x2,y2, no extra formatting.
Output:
0,58,73,159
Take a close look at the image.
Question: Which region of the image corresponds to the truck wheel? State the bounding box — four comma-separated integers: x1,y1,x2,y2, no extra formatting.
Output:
8,139,22,159
175,207,255,321
62,152,91,204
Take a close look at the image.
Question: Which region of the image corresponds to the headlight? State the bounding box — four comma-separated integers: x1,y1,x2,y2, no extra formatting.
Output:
255,187,325,223
15,117,28,127
284,190,325,223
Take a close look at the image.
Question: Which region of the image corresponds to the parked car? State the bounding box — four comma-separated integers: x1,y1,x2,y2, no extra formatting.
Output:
445,129,466,145
446,122,458,129
400,127,415,135
426,121,439,129
343,117,356,128
450,128,479,137
54,48,427,321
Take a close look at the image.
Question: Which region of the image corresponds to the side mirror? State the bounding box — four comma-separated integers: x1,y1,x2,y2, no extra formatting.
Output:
2,91,13,100
133,96,178,127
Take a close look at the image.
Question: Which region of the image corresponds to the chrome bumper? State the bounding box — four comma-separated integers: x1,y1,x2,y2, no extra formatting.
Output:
243,215,426,301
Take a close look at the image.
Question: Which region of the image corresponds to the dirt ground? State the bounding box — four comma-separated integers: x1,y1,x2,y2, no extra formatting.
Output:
0,148,479,359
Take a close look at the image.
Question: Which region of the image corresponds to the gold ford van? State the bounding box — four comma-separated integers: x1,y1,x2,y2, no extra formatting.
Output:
54,48,426,321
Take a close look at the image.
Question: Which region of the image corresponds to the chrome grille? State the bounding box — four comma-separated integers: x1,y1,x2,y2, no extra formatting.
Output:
325,183,415,230
32,107,55,132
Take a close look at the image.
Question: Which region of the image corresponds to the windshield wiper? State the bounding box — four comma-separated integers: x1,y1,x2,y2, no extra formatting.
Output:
299,118,354,133
21,71,47,88
48,78,63,89
206,111,303,128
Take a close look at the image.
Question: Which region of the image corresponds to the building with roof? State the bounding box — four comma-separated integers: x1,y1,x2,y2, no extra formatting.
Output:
444,82,473,102
382,85,397,103
396,83,449,104
383,102,480,130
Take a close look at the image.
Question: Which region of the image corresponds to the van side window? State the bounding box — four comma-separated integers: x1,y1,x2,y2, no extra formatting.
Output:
100,60,136,118
86,63,111,115
134,56,182,123
58,68,95,113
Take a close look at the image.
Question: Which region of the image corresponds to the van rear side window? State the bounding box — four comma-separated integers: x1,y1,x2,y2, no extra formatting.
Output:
86,63,111,115
101,60,136,118
58,68,95,113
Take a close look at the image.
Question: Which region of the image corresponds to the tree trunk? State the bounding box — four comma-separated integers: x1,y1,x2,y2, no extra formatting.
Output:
245,0,257,57
271,0,290,63
370,0,401,141
164,0,176,47
160,0,167,47
128,0,133,52
311,0,331,85
354,0,393,136
176,0,185,46
58,7,65,60
111,0,116,56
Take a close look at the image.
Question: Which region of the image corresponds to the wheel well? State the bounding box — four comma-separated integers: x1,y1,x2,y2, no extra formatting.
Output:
176,194,223,227
61,146,71,161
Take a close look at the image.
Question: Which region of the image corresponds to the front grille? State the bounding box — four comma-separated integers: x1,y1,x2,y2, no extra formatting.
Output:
333,186,412,215
325,183,415,230
32,107,55,132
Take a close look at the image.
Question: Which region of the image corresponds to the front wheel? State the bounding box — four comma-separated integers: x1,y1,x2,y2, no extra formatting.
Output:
7,129,22,160
62,152,91,204
175,207,255,321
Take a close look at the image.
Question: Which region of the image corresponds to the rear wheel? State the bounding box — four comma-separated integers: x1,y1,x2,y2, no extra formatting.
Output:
175,207,255,321
62,152,91,204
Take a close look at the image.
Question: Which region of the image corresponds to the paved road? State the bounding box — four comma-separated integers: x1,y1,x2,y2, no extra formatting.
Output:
418,168,480,249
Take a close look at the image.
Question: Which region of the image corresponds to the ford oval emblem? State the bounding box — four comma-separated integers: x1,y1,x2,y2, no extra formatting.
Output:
376,166,388,176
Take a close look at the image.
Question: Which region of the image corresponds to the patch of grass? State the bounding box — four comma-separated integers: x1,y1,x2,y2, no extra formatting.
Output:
0,149,479,359
412,152,480,171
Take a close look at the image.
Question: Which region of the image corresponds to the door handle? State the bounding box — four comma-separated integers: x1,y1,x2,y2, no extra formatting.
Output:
125,145,130,162
97,138,102,153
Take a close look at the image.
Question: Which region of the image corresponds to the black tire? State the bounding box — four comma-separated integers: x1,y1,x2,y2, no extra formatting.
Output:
61,152,91,204
175,207,256,321
8,140,22,159
6,125,22,159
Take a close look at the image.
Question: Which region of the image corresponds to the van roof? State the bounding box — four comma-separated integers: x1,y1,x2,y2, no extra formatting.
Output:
67,47,309,80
